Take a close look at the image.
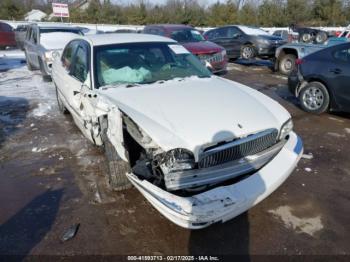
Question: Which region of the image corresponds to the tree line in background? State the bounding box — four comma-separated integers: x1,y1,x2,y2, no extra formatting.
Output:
1,0,350,27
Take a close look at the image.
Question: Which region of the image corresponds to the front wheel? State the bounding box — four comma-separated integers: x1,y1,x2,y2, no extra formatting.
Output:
55,85,69,114
101,123,132,191
241,45,255,60
299,82,330,114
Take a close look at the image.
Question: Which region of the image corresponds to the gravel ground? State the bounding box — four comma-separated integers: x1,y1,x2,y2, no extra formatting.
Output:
0,52,349,259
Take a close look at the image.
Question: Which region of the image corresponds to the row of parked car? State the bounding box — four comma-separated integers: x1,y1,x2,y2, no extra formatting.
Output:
2,21,348,228
13,22,349,115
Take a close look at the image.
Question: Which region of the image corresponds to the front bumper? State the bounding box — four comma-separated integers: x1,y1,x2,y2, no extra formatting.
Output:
127,132,303,229
288,71,304,96
209,60,228,74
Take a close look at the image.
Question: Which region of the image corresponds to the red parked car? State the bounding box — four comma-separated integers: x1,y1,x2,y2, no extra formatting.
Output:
143,24,227,74
0,22,16,50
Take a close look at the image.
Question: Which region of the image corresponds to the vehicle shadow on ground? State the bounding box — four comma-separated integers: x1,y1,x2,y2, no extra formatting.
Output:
188,213,251,259
188,130,267,259
234,58,274,69
0,189,63,257
0,96,29,148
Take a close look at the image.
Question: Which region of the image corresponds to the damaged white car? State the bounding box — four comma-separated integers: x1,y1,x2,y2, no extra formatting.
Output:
52,34,303,229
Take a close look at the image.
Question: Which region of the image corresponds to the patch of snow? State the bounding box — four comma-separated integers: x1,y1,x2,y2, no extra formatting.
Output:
269,206,323,237
0,53,57,118
345,128,350,134
304,167,312,172
32,147,47,153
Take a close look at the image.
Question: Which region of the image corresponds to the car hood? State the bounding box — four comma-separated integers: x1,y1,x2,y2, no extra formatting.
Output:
40,32,80,50
97,76,290,160
182,41,223,55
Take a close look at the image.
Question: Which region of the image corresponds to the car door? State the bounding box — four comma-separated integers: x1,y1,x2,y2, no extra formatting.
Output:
64,41,90,117
53,39,80,101
329,46,350,111
208,27,241,58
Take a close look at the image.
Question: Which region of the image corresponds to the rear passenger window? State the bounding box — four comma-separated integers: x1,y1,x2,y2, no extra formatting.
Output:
227,27,240,38
71,45,89,83
216,28,228,38
205,30,215,40
333,48,350,62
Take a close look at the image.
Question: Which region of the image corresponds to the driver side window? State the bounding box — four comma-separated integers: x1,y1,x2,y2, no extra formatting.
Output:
71,44,89,83
61,41,79,71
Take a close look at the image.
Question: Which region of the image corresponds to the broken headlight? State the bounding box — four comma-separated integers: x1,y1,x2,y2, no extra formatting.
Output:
158,148,195,173
279,118,293,140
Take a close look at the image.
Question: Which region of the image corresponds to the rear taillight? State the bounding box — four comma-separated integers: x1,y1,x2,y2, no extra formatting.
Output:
295,59,304,65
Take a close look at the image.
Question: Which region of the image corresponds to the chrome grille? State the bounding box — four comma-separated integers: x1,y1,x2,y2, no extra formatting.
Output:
198,52,224,63
199,129,279,169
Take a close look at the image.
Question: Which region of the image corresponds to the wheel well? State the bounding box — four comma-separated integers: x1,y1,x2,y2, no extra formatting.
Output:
279,48,298,59
243,42,253,47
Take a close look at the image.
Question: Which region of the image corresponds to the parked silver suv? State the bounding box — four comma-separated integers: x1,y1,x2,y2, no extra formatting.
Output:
24,24,83,81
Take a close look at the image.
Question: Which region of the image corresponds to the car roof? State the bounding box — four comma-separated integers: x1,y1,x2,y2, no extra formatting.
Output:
84,33,177,46
29,23,81,30
146,24,193,30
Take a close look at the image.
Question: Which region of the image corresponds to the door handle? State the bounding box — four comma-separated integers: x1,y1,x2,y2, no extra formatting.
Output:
330,68,342,74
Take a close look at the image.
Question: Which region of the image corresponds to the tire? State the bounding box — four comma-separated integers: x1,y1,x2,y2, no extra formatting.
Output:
299,82,330,114
241,44,255,60
39,59,51,82
315,31,328,44
101,123,132,191
300,33,312,43
278,54,296,75
0,46,6,50
55,85,69,114
25,52,34,71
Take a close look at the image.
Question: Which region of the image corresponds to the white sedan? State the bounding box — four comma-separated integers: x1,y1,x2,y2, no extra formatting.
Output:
52,33,303,229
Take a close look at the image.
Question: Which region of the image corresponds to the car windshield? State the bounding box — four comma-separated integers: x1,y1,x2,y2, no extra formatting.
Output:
170,29,205,43
94,42,212,88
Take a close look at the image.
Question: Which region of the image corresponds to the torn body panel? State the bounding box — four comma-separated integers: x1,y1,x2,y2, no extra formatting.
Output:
127,132,303,229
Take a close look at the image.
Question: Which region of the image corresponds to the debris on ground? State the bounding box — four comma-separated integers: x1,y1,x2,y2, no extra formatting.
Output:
304,168,312,172
327,132,346,138
61,224,80,242
302,153,314,160
328,117,344,123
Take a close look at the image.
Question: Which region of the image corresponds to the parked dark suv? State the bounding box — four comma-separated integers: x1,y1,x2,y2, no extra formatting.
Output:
203,25,286,60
